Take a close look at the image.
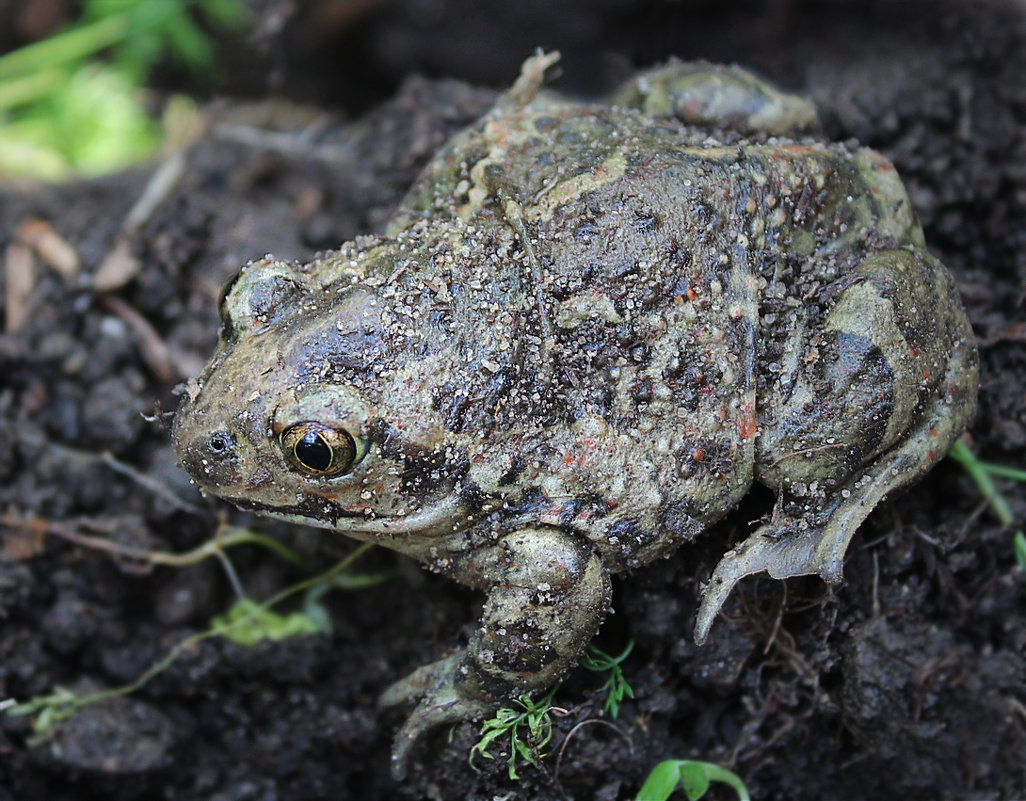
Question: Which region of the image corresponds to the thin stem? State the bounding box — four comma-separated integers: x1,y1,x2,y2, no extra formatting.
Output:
0,15,131,80
0,69,66,111
949,440,1015,525
13,542,375,736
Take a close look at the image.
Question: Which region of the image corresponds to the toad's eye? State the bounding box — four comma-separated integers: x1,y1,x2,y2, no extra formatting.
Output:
280,422,363,477
217,263,304,341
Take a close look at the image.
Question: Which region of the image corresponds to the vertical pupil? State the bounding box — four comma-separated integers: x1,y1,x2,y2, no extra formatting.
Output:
295,431,332,471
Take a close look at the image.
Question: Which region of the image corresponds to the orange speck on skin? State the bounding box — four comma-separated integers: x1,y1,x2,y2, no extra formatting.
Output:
484,121,510,144
683,100,703,116
737,401,757,439
566,437,598,469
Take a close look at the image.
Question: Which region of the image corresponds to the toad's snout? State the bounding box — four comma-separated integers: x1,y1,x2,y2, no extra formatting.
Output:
172,402,243,490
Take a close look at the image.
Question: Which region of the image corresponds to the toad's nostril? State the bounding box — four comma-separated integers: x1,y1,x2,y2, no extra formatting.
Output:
175,429,241,488
207,432,233,454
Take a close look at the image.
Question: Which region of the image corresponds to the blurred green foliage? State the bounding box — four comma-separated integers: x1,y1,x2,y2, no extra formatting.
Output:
0,0,248,179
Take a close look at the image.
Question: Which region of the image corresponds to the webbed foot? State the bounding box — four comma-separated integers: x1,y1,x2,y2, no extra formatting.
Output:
379,654,490,780
696,435,945,644
694,511,846,645
610,60,819,137
379,530,611,781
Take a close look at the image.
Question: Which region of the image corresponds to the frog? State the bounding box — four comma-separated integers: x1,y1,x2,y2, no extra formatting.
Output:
171,52,978,779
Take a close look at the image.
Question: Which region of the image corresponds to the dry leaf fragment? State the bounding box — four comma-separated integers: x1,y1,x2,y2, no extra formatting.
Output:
4,242,35,333
93,236,141,292
1,516,48,561
15,218,80,280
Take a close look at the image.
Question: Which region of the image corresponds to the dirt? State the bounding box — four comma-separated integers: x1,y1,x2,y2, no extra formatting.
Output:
1,1,1025,799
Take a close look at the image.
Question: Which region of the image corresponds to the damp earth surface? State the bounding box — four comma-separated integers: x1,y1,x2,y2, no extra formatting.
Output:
1,2,1024,799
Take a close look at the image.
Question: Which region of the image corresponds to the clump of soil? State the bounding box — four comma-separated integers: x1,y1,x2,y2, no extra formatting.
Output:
1,2,1024,799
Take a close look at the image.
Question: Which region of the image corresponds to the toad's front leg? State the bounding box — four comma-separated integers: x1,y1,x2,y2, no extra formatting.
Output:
380,528,611,779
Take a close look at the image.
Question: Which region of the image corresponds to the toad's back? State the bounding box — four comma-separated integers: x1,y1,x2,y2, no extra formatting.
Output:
390,102,943,541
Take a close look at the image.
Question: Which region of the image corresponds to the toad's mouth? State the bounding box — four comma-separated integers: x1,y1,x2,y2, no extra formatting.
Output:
222,490,476,540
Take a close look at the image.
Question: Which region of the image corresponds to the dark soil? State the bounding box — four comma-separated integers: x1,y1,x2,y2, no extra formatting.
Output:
2,1,1025,799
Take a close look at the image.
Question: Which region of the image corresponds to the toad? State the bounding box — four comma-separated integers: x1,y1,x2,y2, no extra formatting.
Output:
172,52,977,777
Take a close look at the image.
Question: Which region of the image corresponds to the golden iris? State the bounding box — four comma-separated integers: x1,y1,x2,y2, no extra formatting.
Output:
280,422,357,476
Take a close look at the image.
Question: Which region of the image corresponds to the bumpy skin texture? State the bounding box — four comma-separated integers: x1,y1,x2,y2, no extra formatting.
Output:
172,54,978,778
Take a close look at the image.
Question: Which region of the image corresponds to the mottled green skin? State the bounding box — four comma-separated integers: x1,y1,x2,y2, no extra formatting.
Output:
172,55,977,778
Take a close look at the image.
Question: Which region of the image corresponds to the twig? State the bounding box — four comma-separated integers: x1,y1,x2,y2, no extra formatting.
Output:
100,451,204,515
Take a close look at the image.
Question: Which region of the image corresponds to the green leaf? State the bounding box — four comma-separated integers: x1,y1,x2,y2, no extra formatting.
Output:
635,760,751,801
300,593,334,636
211,598,326,646
197,0,251,29
678,763,712,799
468,688,557,780
329,569,397,590
581,640,635,718
52,65,160,174
0,125,72,181
0,15,130,80
0,68,66,112
163,13,216,73
636,760,687,801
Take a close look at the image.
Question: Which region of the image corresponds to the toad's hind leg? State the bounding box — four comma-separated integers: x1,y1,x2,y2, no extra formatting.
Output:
609,61,819,137
694,249,977,644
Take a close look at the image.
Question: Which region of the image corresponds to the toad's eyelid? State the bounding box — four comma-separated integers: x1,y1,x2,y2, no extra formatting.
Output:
217,269,244,322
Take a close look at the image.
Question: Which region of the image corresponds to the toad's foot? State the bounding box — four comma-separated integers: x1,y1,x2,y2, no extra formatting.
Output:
379,653,490,781
610,60,820,137
381,529,611,780
694,507,851,646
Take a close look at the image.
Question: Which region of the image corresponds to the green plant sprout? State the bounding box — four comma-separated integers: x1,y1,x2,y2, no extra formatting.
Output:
469,686,559,780
636,760,751,801
1,541,383,743
948,439,1026,570
211,597,328,646
580,640,635,719
0,0,248,179
211,553,395,646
